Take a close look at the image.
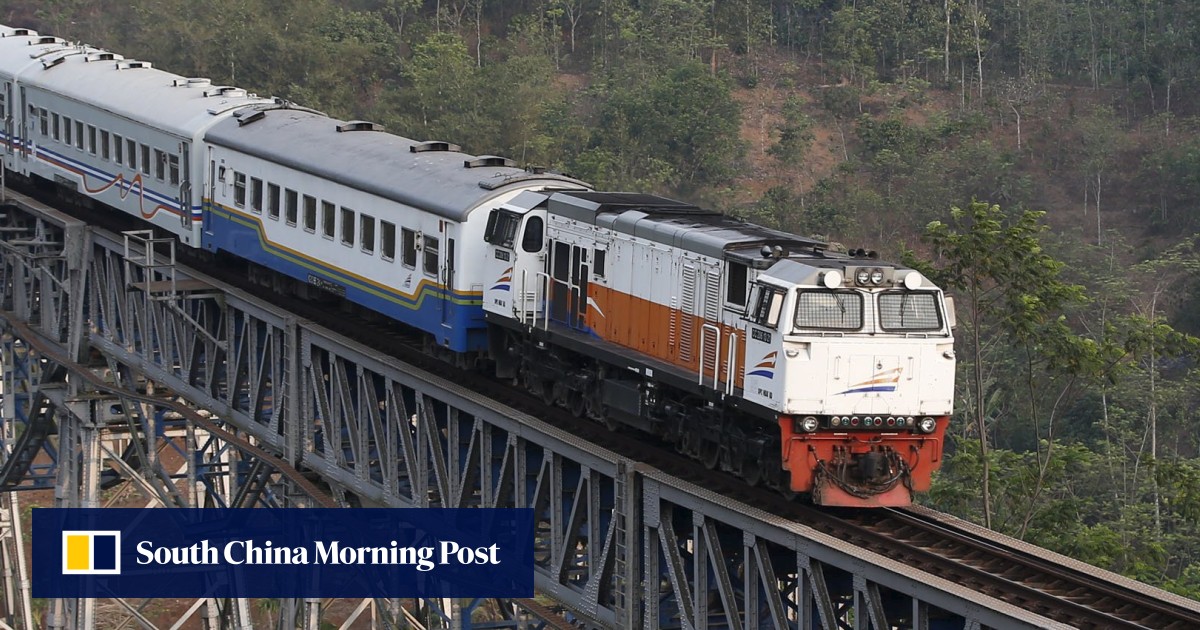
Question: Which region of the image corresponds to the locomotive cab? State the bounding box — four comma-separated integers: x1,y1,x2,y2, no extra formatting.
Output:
741,256,956,506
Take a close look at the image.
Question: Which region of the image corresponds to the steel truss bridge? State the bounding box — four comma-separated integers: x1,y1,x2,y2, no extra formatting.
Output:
0,189,1192,629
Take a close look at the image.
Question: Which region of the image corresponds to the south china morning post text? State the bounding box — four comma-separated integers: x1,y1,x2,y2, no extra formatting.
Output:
32,508,535,598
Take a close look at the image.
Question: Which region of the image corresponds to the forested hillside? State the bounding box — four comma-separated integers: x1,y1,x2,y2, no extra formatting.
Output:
10,0,1200,599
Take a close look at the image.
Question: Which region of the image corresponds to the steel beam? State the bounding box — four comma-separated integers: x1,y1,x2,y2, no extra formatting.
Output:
0,192,1085,629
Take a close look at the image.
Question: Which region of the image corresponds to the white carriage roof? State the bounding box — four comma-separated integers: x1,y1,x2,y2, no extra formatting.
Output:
0,28,271,136
205,107,588,222
547,191,827,263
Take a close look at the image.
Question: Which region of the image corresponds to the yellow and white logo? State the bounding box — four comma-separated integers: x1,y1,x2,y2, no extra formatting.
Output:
62,531,121,575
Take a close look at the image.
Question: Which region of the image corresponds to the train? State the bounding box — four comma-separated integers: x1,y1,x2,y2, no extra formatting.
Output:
0,25,955,507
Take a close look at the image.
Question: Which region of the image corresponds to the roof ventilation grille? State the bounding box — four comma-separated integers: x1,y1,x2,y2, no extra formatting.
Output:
85,52,121,62
204,86,247,98
7,29,34,37
336,120,384,133
411,141,461,153
464,156,517,169
115,60,152,70
32,36,59,45
173,77,212,88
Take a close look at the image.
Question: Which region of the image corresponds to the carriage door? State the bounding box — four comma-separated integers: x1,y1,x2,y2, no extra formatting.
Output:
178,142,192,228
441,237,455,326
2,82,11,157
204,155,218,237
18,86,28,163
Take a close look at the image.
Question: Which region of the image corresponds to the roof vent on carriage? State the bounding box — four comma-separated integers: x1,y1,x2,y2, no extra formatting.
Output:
464,155,517,169
173,77,212,88
30,36,61,46
336,120,385,133
85,52,122,62
4,28,35,38
203,86,247,98
410,141,461,153
115,60,152,70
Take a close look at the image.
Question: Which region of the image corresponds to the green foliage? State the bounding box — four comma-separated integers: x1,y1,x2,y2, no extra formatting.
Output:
768,95,815,165
577,62,744,190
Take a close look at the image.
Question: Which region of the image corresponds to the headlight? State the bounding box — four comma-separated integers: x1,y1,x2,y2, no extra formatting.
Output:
870,268,885,285
917,417,938,434
822,270,843,289
855,269,870,285
799,416,820,433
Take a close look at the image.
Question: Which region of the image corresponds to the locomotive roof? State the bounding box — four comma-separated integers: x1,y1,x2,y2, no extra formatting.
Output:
0,29,272,136
205,108,588,222
547,191,826,261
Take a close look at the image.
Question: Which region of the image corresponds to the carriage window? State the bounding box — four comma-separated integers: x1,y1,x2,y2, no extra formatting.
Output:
303,195,317,232
140,144,150,175
75,121,84,149
751,285,787,329
793,291,863,331
113,134,123,163
340,207,354,246
127,139,137,169
381,221,396,261
100,130,110,160
51,113,60,140
284,189,298,225
360,215,376,254
401,228,417,268
878,292,941,332
249,177,263,213
267,184,280,219
593,249,606,279
63,117,72,145
521,216,544,252
39,108,48,136
153,149,165,180
321,201,335,239
233,172,246,207
423,235,439,276
726,262,748,308
168,155,180,185
87,125,97,154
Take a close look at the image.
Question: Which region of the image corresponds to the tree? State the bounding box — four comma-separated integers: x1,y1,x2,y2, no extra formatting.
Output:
910,201,1089,528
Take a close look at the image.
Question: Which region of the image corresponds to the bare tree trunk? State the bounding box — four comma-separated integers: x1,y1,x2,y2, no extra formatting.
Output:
1011,104,1021,149
971,0,984,98
972,283,992,529
1096,171,1102,244
1149,291,1161,533
944,0,952,84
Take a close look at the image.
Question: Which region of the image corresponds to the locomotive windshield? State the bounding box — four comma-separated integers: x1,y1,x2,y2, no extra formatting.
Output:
793,290,863,331
878,291,942,331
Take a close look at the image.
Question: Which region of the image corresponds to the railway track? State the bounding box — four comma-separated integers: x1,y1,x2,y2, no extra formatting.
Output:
25,187,1200,628
279,285,1200,629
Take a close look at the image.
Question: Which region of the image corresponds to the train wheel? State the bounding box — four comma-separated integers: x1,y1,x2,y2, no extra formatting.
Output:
568,391,586,417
